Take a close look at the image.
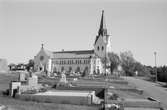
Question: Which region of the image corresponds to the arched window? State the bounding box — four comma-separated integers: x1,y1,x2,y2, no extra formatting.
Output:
53,67,57,73
61,66,64,72
82,66,89,77
75,67,80,73
97,46,100,51
102,46,104,51
69,66,72,72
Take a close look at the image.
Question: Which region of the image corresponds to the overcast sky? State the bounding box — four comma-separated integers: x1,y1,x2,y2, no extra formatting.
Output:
0,0,167,66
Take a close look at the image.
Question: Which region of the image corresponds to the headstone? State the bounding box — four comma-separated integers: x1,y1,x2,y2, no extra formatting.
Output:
9,81,21,96
19,72,26,82
28,74,38,86
59,72,67,83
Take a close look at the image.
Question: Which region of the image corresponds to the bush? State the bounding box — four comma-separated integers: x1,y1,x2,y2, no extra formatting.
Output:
2,89,9,96
109,93,119,100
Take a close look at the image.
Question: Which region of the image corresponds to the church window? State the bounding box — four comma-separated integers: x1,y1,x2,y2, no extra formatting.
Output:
69,66,72,72
86,60,88,64
61,66,64,72
97,46,100,51
40,56,44,61
102,46,104,51
75,67,80,73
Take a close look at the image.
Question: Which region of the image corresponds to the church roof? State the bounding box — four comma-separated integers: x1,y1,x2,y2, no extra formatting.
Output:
43,49,53,58
53,50,94,55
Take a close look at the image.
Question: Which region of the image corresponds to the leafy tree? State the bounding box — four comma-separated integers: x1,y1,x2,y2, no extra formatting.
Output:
26,59,35,72
120,51,136,76
8,63,16,70
133,62,150,76
157,66,167,82
107,52,120,74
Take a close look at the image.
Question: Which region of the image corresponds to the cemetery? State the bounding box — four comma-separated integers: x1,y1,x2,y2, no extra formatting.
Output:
3,70,163,110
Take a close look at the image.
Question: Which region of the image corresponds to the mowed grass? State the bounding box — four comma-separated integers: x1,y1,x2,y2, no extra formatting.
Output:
0,72,19,91
0,72,146,110
0,96,98,110
0,72,98,110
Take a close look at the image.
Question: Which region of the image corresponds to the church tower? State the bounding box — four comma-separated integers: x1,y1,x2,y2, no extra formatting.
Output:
94,10,112,58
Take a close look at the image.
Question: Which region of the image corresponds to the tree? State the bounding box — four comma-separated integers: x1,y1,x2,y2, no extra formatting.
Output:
157,66,167,82
120,51,136,76
133,62,150,76
8,63,16,71
26,59,35,72
107,52,120,74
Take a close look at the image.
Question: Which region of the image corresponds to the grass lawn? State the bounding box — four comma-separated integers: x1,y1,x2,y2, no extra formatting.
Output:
0,96,98,110
0,72,19,91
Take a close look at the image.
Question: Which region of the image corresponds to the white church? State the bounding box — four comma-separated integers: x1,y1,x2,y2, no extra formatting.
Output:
34,10,112,76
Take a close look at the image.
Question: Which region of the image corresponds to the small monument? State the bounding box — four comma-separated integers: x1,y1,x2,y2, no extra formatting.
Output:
28,70,38,86
19,72,26,82
59,71,67,84
57,71,69,87
28,74,38,87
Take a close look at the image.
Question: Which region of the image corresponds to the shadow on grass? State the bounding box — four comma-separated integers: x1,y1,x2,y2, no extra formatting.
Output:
162,85,167,88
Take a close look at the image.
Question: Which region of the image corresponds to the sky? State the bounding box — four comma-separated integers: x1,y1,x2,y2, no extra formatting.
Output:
0,0,167,66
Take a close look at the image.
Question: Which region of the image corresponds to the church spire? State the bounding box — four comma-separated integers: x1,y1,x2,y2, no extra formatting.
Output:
98,10,107,36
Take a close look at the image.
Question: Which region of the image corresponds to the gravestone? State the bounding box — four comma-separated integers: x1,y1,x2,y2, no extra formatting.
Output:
28,73,38,86
57,71,69,87
59,72,67,83
19,72,26,82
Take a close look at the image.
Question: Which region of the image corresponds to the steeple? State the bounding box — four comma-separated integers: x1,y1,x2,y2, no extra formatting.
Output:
98,10,108,36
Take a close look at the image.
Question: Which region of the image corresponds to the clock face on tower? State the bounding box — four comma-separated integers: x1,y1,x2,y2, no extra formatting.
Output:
40,56,44,61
